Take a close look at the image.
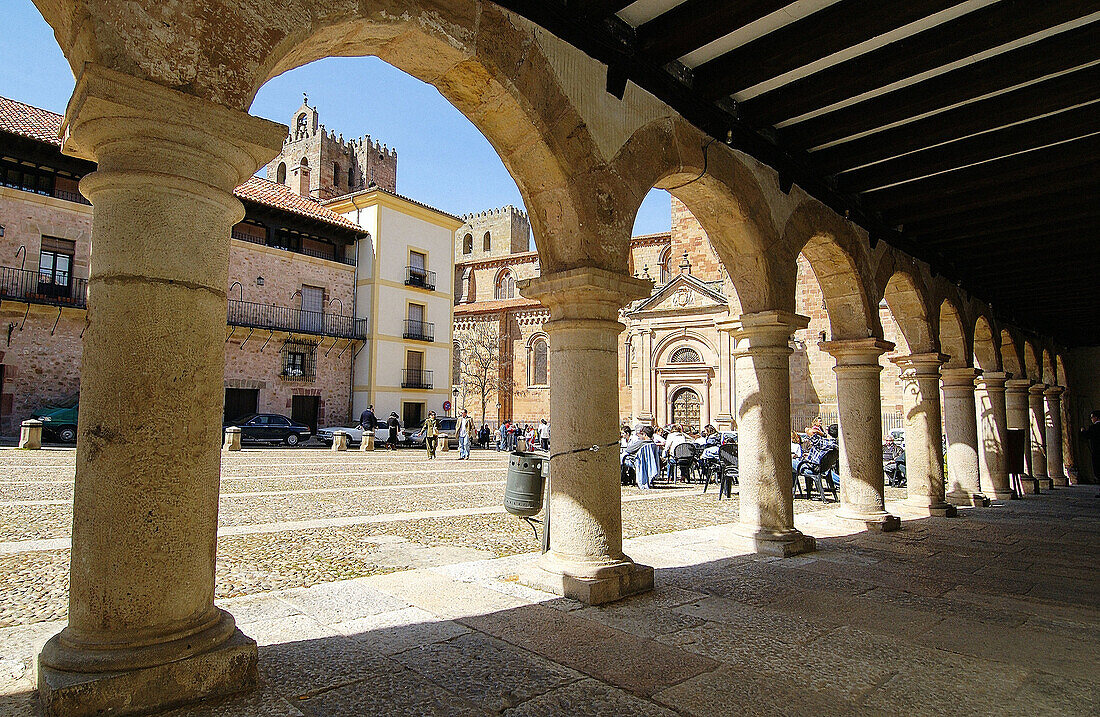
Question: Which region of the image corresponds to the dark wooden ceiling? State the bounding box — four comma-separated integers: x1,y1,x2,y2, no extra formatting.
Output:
495,0,1100,346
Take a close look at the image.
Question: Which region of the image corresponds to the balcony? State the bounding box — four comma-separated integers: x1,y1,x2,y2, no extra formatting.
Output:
227,299,367,340
0,266,87,309
405,266,436,291
401,368,434,390
402,319,435,342
231,230,356,267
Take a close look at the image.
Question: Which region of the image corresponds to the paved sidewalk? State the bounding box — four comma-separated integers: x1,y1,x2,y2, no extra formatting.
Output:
3,487,1096,716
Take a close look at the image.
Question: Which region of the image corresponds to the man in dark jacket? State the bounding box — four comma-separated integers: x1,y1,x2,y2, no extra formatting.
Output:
1081,410,1100,487
358,405,377,432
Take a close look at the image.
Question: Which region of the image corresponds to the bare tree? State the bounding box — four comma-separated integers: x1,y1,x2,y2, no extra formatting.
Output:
456,321,512,424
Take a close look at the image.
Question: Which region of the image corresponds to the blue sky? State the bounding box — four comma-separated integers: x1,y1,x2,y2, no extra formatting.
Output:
0,2,671,238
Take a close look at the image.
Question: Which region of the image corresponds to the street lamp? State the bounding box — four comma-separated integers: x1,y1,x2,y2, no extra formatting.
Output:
451,387,459,417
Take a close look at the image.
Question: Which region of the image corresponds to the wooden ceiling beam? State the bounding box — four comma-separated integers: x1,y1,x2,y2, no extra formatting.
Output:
778,22,1099,150
741,0,1095,126
637,0,789,67
914,213,1100,246
903,188,1099,235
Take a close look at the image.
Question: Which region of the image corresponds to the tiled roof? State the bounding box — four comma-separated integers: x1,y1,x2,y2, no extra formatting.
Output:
0,95,361,233
0,95,63,146
234,177,360,231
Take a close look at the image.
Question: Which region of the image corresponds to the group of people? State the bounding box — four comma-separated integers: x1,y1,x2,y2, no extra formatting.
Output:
420,408,476,459
619,422,729,489
493,419,551,452
356,405,401,450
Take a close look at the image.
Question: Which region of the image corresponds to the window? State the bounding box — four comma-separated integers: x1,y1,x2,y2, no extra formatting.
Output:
2,159,55,197
348,167,355,188
453,340,462,384
298,285,324,334
529,336,548,387
38,237,75,298
495,269,515,300
483,231,491,251
300,157,309,167
410,250,427,273
462,233,473,255
333,162,340,186
670,347,701,364
276,162,286,184
231,221,266,244
659,247,672,284
281,340,316,381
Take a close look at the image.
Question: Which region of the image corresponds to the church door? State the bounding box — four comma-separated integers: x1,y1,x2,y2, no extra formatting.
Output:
670,387,701,431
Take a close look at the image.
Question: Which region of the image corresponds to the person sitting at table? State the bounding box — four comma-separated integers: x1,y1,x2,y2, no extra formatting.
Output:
633,426,659,489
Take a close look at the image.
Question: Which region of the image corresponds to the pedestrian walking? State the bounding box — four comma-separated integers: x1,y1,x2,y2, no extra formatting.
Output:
386,411,400,450
456,409,475,459
422,410,440,458
537,418,550,451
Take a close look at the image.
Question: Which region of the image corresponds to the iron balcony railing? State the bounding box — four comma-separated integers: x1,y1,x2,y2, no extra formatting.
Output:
401,368,434,389
230,231,356,267
227,299,367,340
402,318,435,342
0,266,87,309
405,266,436,291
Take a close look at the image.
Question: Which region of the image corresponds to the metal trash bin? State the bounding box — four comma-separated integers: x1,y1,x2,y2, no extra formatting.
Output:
504,451,545,517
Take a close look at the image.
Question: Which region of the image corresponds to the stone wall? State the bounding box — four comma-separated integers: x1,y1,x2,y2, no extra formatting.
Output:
456,206,532,263
228,239,355,310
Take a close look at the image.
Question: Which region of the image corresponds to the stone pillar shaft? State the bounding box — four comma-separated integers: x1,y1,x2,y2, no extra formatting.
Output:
1004,379,1033,475
1029,384,1049,485
822,339,900,531
975,372,1013,500
941,368,987,506
1045,386,1067,485
715,325,733,428
730,311,814,556
892,353,955,517
519,268,653,604
38,65,285,716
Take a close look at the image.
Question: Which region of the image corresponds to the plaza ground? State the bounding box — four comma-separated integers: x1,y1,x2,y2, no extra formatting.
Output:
0,448,1096,715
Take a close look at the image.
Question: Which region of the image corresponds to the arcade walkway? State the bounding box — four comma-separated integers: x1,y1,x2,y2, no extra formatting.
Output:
6,487,1095,716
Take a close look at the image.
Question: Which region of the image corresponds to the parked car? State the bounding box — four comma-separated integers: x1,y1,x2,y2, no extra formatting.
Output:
32,392,79,443
227,413,312,446
408,416,458,446
316,425,409,447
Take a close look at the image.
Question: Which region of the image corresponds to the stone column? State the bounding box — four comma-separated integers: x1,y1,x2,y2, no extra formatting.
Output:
731,311,815,556
1004,379,1033,475
715,323,734,429
1029,384,1051,489
822,339,900,531
941,368,989,506
518,267,653,604
639,329,654,423
891,353,956,517
1045,386,1067,485
38,65,286,716
975,372,1014,500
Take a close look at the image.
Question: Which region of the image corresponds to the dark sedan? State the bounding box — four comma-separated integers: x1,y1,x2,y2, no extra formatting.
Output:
227,413,313,446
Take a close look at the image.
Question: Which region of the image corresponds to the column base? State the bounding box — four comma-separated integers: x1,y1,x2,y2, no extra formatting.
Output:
730,526,816,557
836,510,901,532
1050,474,1068,487
904,498,958,518
517,554,654,605
947,491,990,508
989,489,1016,500
37,628,257,717
1017,477,1041,495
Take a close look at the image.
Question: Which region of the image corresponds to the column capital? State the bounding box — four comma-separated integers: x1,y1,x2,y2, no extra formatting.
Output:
975,371,1008,390
519,267,651,322
1005,378,1032,392
940,366,981,386
1028,382,1049,396
890,352,948,374
1043,385,1065,398
820,338,894,364
63,64,286,192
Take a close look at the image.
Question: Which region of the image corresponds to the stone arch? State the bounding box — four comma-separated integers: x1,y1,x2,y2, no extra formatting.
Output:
999,330,1024,379
462,233,473,255
483,231,491,252
614,118,781,314
973,315,1000,372
881,271,933,354
494,268,515,300
299,157,309,167
1024,341,1041,382
526,332,549,387
276,162,286,184
653,331,717,367
1056,353,1069,388
786,202,880,341
938,299,968,368
1042,349,1056,385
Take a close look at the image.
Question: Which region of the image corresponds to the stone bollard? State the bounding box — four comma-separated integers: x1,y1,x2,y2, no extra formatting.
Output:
516,437,527,452
223,426,242,452
19,419,43,450
439,435,449,452
360,433,375,451
332,430,349,451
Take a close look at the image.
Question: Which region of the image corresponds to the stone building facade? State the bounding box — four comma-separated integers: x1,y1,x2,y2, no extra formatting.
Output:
263,98,398,201
454,195,906,431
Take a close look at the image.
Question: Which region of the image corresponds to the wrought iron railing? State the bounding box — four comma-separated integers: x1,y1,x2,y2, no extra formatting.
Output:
230,232,356,266
53,189,90,205
403,319,435,342
405,266,436,291
0,266,87,308
401,368,434,389
227,299,366,340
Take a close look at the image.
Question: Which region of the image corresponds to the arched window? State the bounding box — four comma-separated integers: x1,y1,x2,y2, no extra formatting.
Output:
276,162,287,185
296,113,307,134
462,233,473,255
529,336,548,386
483,231,491,251
452,340,462,384
495,269,515,300
300,157,309,167
659,247,672,284
670,346,701,364
459,267,476,303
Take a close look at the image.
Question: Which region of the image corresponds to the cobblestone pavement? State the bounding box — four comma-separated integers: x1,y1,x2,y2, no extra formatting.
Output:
0,447,895,628
1,470,1095,717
